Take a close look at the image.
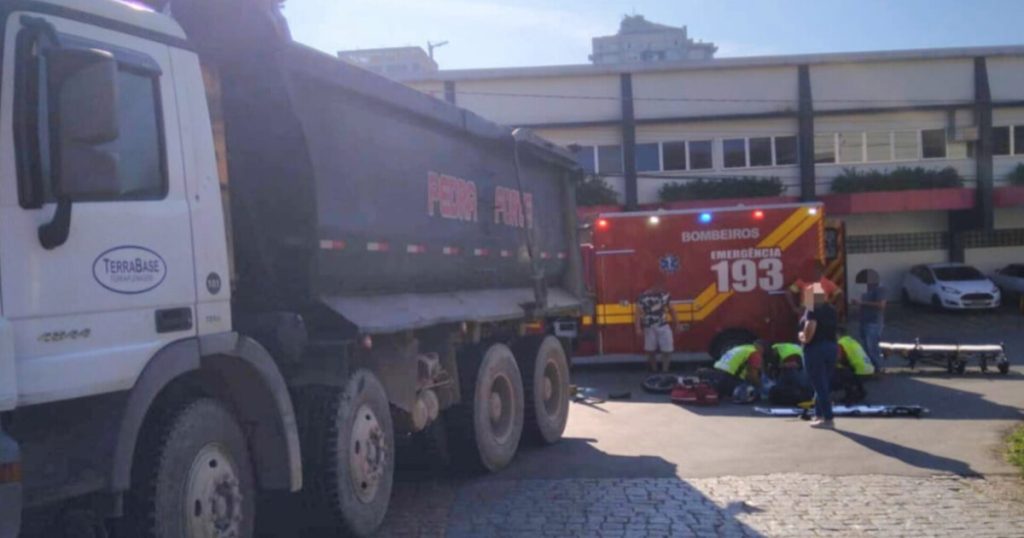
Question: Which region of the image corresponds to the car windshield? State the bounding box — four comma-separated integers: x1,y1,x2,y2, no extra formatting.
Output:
1004,265,1024,277
934,266,984,281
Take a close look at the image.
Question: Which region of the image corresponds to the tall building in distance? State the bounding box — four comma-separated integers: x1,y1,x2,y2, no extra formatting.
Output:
590,15,716,65
338,46,438,80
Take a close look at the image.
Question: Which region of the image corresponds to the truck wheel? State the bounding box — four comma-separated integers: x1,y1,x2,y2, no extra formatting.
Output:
448,343,525,472
513,335,570,445
125,398,255,538
296,371,394,538
709,329,756,360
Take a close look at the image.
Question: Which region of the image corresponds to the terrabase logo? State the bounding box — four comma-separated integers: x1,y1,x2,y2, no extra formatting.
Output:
93,246,167,294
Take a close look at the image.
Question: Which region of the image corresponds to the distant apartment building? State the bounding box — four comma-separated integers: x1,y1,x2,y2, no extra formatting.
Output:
405,43,1024,299
339,46,438,80
590,15,716,65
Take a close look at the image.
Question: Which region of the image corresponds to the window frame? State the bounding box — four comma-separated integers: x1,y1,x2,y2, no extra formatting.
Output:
920,128,947,160
14,28,169,208
773,135,798,166
722,138,748,169
688,140,713,170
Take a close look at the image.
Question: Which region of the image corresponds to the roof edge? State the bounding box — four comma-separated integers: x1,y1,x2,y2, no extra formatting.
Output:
405,44,1024,83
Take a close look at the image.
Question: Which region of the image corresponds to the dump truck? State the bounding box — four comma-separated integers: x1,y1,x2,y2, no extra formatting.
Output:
0,0,583,536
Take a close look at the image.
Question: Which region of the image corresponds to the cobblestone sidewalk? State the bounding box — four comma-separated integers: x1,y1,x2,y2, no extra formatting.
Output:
383,474,1024,537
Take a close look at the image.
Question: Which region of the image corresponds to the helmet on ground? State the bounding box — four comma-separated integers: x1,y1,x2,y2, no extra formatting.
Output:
732,383,758,404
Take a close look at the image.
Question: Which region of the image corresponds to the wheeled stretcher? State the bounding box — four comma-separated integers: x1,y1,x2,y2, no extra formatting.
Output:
880,340,1009,375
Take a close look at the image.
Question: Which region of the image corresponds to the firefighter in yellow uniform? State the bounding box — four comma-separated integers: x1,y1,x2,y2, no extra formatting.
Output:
834,334,874,403
767,343,813,405
700,341,765,399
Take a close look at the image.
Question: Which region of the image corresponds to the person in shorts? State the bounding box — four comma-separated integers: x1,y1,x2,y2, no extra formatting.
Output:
635,286,680,372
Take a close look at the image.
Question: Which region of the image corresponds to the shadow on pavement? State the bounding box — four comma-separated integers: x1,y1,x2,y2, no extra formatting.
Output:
867,375,1023,421
831,429,979,476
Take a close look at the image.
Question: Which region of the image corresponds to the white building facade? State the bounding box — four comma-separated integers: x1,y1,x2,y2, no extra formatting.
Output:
406,47,1024,299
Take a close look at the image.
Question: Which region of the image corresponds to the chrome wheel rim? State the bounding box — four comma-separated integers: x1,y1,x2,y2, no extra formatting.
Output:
185,444,244,538
350,403,387,504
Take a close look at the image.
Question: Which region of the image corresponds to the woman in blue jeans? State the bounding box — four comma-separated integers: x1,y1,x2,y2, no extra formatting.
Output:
800,285,840,427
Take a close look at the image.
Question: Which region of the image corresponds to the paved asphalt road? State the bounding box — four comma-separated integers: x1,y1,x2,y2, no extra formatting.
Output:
375,306,1024,537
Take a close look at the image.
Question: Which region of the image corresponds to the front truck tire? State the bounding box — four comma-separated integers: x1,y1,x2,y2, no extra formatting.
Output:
124,398,256,538
448,343,525,472
513,335,570,444
295,370,394,538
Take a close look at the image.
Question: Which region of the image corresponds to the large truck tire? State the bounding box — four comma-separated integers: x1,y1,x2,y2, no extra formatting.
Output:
447,343,525,472
295,370,394,538
512,335,570,444
124,398,255,538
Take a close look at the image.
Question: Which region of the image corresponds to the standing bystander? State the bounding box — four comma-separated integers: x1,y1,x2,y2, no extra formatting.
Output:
800,284,839,428
635,286,680,373
852,272,887,373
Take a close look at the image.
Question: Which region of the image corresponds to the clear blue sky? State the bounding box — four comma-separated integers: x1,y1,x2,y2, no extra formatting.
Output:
285,0,1024,70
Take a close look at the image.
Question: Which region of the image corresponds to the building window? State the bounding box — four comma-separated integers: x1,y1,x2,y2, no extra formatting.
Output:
635,143,660,172
749,137,772,167
723,138,746,168
774,136,798,165
1016,126,1024,155
689,140,713,170
838,132,863,163
921,129,946,159
663,141,687,171
893,131,918,161
865,132,892,162
597,145,623,174
572,145,596,174
993,126,1011,156
814,133,835,164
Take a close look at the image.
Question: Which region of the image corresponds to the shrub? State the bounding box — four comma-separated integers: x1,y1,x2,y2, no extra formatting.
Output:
1008,424,1024,475
1007,163,1024,186
830,166,964,193
575,175,619,206
657,176,785,202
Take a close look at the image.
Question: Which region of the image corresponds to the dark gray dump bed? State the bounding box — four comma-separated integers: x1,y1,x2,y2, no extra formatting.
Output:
198,26,583,332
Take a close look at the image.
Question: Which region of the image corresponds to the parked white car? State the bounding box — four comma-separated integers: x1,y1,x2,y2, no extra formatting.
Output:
902,263,1001,310
991,264,1024,299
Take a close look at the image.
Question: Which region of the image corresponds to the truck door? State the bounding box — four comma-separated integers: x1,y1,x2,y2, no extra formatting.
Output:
0,13,196,406
594,249,638,354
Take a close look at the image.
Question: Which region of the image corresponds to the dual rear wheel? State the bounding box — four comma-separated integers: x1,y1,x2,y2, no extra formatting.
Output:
449,335,571,471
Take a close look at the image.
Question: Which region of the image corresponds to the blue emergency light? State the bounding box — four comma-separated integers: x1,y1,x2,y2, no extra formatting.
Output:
699,212,712,224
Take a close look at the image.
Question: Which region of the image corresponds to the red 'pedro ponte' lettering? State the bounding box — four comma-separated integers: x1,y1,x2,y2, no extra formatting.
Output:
427,172,533,229
428,171,479,222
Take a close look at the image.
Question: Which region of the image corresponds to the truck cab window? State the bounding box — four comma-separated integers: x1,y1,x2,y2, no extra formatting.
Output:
16,31,166,207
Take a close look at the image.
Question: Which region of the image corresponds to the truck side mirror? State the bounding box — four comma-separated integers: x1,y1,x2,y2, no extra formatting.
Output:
48,47,121,199
38,47,120,250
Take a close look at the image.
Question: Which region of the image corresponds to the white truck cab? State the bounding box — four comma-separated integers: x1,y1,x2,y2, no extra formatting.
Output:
0,2,579,537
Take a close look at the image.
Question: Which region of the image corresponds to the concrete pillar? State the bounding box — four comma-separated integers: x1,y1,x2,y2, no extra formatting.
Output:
973,57,994,231
797,65,816,201
620,73,638,209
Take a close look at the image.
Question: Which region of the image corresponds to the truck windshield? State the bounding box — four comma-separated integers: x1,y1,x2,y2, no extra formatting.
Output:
934,266,984,281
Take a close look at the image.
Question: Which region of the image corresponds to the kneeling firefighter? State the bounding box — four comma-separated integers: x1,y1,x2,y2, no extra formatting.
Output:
767,343,814,406
700,341,766,400
835,334,874,404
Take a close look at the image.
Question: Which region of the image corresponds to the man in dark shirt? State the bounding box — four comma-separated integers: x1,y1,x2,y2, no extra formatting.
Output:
635,286,680,372
851,272,886,372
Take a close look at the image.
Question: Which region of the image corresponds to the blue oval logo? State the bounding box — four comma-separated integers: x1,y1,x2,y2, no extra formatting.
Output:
92,246,167,294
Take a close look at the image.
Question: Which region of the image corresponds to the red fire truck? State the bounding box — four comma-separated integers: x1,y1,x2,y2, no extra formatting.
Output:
579,202,844,358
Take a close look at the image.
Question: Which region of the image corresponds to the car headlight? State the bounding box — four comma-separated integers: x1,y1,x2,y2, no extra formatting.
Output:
940,286,961,295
